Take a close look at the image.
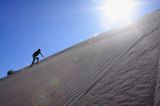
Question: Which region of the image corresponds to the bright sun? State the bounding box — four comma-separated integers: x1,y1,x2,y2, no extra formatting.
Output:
100,0,138,22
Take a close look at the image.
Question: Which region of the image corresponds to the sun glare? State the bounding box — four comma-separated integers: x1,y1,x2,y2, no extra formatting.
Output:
101,0,138,21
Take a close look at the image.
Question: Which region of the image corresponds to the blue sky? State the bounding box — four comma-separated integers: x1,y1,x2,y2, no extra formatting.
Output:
0,0,160,78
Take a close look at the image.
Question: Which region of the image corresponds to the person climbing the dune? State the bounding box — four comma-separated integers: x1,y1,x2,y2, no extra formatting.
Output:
31,49,44,67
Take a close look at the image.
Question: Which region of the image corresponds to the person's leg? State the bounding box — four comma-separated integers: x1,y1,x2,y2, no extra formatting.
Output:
31,56,36,66
36,57,39,64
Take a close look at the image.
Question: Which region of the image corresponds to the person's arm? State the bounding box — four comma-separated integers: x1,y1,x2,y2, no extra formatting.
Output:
40,52,44,57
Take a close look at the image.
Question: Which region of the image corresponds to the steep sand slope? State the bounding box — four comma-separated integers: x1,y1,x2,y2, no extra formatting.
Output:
1,11,160,106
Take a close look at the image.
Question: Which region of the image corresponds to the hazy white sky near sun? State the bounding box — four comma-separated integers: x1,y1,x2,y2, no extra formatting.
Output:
91,0,150,29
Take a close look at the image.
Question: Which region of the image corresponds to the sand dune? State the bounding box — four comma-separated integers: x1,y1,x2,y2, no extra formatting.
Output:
1,11,160,106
